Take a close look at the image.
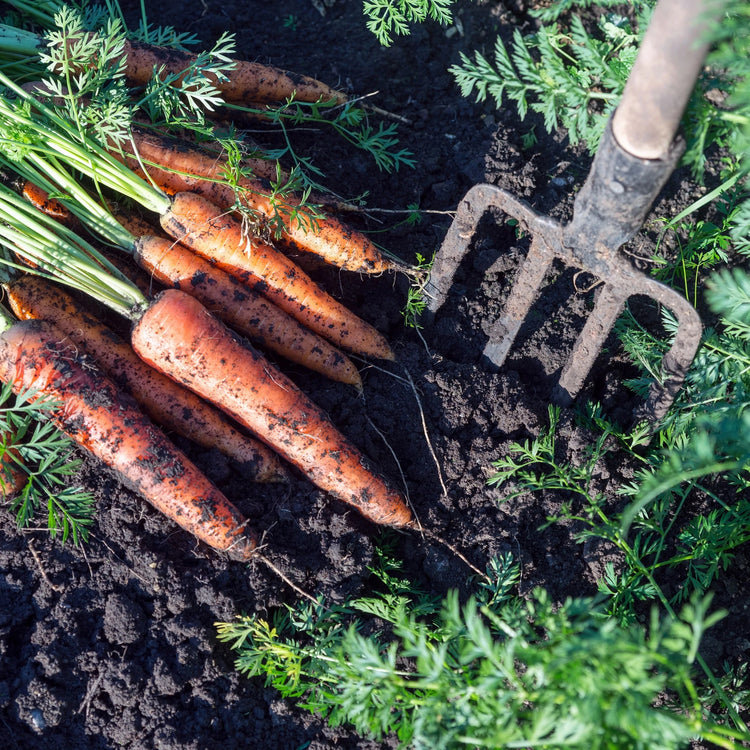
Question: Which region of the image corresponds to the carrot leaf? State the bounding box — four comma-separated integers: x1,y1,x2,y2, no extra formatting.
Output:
138,30,236,130
39,4,133,147
0,379,94,545
363,0,454,47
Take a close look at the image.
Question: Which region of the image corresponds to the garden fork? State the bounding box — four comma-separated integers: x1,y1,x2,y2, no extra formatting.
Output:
423,0,714,423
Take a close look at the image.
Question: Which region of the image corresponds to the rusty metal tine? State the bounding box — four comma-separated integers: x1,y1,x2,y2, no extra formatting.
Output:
422,184,494,321
423,184,556,322
632,275,703,423
553,282,628,406
483,234,555,368
554,266,703,421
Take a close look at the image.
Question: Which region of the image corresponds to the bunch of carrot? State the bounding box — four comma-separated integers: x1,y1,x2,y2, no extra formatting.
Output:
0,5,417,561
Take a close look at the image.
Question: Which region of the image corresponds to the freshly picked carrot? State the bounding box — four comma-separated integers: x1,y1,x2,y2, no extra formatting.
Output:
4,273,289,481
0,305,258,560
117,126,401,275
116,37,349,106
113,211,364,387
131,288,414,528
0,156,412,529
159,191,395,360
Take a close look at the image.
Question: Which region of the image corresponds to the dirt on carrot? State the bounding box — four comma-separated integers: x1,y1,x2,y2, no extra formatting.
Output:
20,180,76,227
159,190,395,360
0,316,259,559
112,38,348,105
133,234,363,387
130,288,413,529
4,274,289,481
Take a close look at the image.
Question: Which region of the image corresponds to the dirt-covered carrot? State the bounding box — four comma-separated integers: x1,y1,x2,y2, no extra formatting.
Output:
21,180,75,226
0,310,258,560
119,127,398,274
133,234,363,387
112,210,363,386
0,174,412,529
4,274,288,481
160,191,394,360
105,38,349,106
132,289,413,528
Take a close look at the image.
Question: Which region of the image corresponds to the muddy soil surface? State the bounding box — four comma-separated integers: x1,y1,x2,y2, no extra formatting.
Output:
1,1,747,748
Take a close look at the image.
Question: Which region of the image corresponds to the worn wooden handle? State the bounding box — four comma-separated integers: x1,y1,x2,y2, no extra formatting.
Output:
612,0,712,160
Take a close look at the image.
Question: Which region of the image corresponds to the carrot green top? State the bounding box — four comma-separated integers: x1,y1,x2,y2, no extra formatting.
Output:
0,69,172,216
0,181,148,319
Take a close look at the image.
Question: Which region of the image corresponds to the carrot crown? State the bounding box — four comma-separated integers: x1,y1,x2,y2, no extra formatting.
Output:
0,181,148,319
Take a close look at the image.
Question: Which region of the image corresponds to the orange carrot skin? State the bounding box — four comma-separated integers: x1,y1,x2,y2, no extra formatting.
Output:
121,128,395,274
134,235,362,387
115,213,362,384
120,39,347,105
160,192,394,361
0,318,258,559
131,289,414,529
5,276,288,482
21,181,76,227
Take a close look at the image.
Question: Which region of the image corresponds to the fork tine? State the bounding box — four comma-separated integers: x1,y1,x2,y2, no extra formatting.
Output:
554,282,628,405
555,267,702,422
423,184,556,323
483,234,555,368
633,275,703,422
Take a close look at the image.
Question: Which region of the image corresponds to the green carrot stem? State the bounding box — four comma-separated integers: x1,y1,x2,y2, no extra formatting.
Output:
0,24,45,57
1,0,61,28
0,69,171,215
0,182,147,318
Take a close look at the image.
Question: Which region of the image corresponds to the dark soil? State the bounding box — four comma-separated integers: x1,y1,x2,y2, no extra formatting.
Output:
1,1,748,749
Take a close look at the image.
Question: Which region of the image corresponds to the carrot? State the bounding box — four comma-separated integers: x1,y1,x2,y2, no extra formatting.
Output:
133,234,363,387
9,20,349,106
120,127,398,274
5,275,289,482
0,313,258,559
160,191,394,360
124,38,347,105
21,180,75,226
131,288,414,529
112,211,363,385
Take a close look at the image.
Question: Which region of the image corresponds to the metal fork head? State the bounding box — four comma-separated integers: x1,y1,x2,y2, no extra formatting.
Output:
422,120,702,424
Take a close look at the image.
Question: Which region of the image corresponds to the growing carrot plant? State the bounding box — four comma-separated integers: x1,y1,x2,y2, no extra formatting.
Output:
449,0,732,177
217,536,747,749
363,0,454,46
